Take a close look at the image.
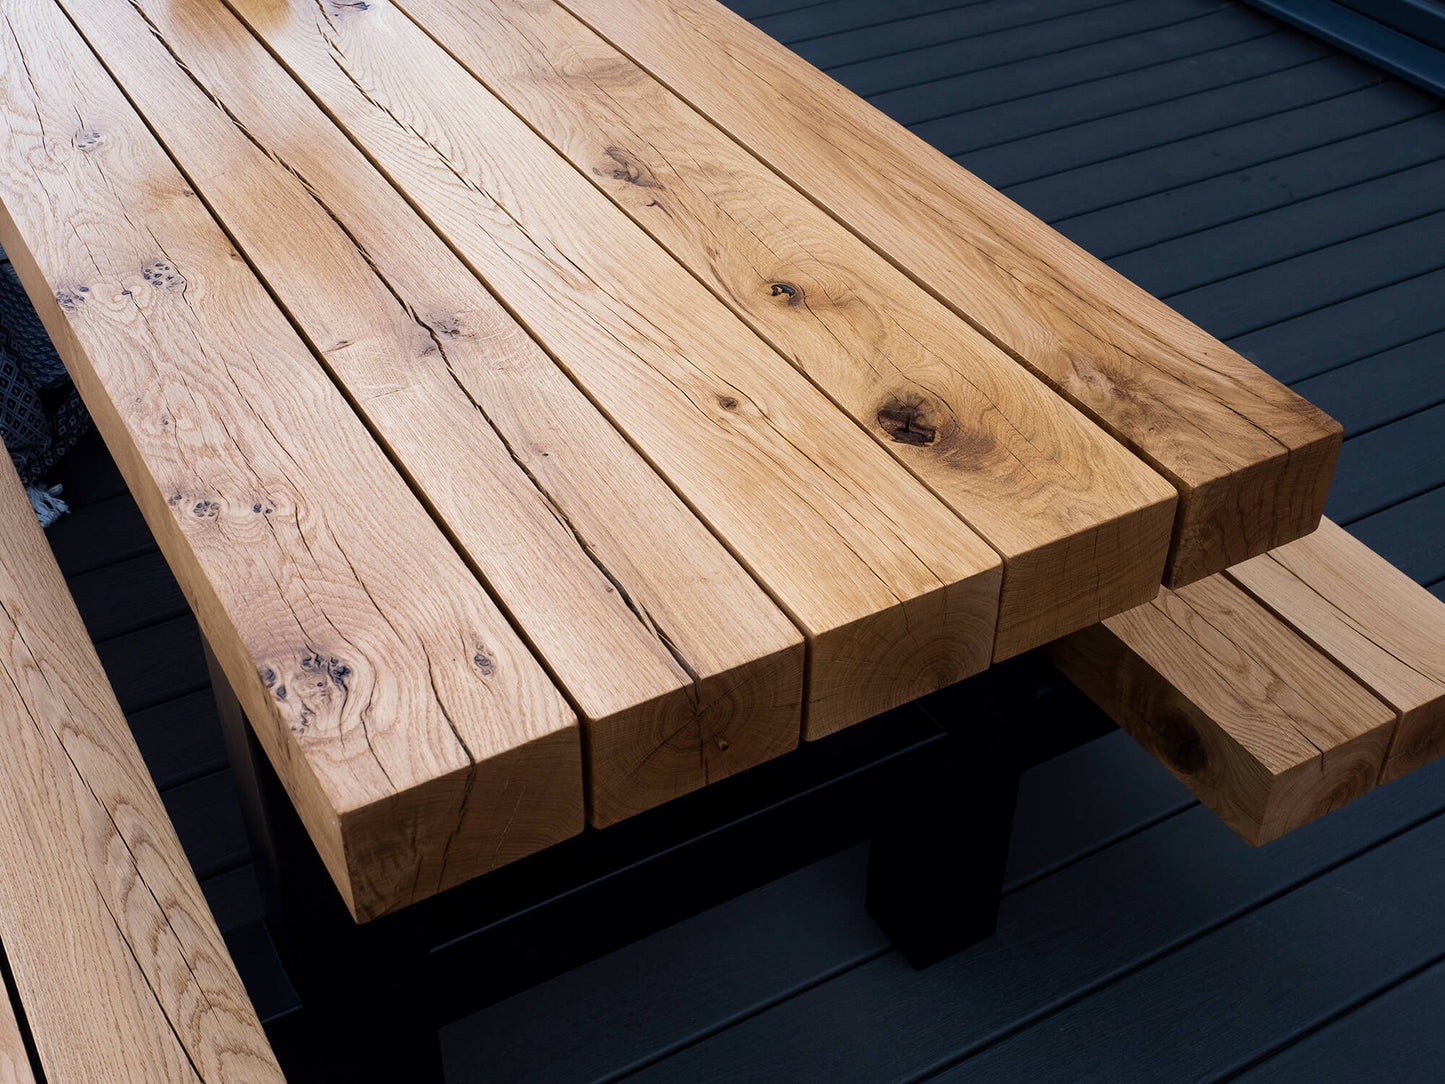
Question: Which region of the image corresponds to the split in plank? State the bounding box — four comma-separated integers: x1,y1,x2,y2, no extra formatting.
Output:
562,0,1343,585
0,0,582,920
1048,575,1395,845
1228,518,1445,782
391,0,1178,660
66,0,806,829
221,0,1005,740
0,445,281,1081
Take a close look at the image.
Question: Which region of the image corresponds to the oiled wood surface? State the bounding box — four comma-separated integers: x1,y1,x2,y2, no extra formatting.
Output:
562,0,1344,585
1229,518,1445,782
0,448,281,1080
0,0,581,920
1049,574,1395,844
395,0,1178,660
0,964,35,1084
63,0,806,829
220,0,1006,739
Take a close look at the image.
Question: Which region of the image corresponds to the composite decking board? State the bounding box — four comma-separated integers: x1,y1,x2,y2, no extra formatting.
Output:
776,0,1144,64
92,615,209,716
67,550,189,642
866,4,1274,122
390,0,1175,664
219,0,1005,742
1231,264,1445,383
129,689,229,792
622,759,1445,1082
1035,91,1443,233
0,0,584,921
444,722,1197,1083
940,810,1445,1082
162,769,251,882
46,428,129,508
42,493,155,576
948,50,1372,185
202,866,265,936
1293,330,1445,437
1164,208,1445,338
1323,403,1445,523
1108,157,1445,297
1236,957,1445,1081
565,0,1343,590
1343,486,1445,586
70,0,809,827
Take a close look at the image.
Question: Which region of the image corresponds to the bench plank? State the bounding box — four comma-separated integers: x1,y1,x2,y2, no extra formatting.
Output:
393,0,1177,663
1229,518,1445,782
65,0,806,828
0,452,281,1080
564,0,1343,586
0,0,582,919
222,0,1005,740
1048,575,1395,844
0,964,35,1084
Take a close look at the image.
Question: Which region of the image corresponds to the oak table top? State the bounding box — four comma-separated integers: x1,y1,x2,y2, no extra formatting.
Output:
0,0,1339,920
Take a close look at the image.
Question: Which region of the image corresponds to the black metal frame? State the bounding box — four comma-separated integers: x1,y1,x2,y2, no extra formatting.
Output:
205,645,1108,1082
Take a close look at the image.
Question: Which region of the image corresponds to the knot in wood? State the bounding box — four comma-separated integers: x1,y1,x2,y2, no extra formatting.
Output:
769,282,800,304
600,147,662,189
876,399,937,446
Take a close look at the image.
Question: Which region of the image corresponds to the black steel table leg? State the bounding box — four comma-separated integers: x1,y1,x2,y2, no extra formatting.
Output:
204,642,445,1083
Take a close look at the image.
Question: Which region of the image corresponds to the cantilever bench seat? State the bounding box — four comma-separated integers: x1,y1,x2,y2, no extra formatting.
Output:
0,452,282,1083
1052,519,1445,845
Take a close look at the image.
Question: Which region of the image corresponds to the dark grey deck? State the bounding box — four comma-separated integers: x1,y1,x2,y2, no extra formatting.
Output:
14,0,1445,1078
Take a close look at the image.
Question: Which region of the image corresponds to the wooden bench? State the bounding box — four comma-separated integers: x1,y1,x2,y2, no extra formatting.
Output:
1051,518,1445,845
0,453,283,1082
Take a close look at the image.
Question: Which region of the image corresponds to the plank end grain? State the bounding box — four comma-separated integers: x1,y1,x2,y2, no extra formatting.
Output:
1229,518,1445,784
805,563,1002,741
585,638,804,829
1049,578,1395,845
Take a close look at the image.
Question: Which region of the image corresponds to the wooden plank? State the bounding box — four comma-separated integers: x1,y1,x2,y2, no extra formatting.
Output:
67,0,807,828
1229,518,1445,782
562,0,1343,585
1047,576,1395,844
0,449,280,1080
394,0,1175,661
0,963,35,1084
219,0,1005,740
0,0,582,919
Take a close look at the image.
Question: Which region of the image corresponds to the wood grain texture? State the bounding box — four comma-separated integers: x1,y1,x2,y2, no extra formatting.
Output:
392,0,1177,661
221,0,1005,740
0,963,35,1084
0,0,582,919
1229,518,1445,783
561,0,1344,586
1048,576,1395,845
66,0,805,828
0,452,280,1081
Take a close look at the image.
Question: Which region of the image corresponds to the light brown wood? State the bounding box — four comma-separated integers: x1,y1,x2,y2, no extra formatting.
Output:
0,0,582,920
1229,519,1445,783
387,0,1177,660
64,0,805,828
560,0,1343,587
0,453,282,1081
221,0,1005,739
0,967,35,1084
1048,576,1395,845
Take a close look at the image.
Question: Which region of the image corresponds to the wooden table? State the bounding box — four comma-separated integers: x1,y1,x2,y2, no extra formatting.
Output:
0,0,1340,922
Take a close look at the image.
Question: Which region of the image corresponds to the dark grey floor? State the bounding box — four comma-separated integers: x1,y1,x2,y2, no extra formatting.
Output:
18,0,1445,1079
